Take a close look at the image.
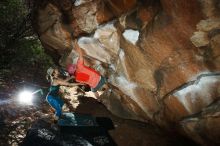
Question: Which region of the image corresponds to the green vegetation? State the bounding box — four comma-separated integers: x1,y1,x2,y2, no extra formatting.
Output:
0,0,54,84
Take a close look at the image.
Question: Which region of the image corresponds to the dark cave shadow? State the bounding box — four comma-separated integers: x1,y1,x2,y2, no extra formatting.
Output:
75,95,115,131
74,95,107,114
95,117,115,131
74,96,199,146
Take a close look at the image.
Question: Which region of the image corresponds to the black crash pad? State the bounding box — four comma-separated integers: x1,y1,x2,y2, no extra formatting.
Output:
21,113,117,146
58,113,116,146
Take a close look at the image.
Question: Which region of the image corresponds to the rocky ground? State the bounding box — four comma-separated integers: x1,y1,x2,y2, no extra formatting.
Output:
0,92,197,146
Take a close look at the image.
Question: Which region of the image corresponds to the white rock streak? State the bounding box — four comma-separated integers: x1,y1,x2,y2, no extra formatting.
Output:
122,29,139,45
115,75,137,98
173,75,220,112
74,0,92,6
119,49,125,60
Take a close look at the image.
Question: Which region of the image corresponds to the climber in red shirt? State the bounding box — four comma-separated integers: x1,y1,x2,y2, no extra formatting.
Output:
67,40,107,100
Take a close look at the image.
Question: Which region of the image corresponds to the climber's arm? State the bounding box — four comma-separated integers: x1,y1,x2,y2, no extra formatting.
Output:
54,78,85,86
64,76,74,82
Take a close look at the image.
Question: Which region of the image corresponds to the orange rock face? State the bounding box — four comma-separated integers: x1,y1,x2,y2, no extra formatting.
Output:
31,0,220,144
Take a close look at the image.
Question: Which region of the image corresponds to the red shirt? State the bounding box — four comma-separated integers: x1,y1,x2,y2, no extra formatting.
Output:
75,58,101,88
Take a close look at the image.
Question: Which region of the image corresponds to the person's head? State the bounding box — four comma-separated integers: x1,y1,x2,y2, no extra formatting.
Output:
52,68,59,78
46,67,60,82
67,64,76,76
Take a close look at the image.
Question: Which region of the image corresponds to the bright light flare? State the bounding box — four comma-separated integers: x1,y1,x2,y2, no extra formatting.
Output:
18,91,33,104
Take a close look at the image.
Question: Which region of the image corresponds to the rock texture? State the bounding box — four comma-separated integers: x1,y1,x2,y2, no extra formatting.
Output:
180,100,220,146
30,0,220,145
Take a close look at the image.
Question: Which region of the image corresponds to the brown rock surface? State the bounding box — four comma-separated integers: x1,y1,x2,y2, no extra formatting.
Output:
30,0,220,145
180,100,220,145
